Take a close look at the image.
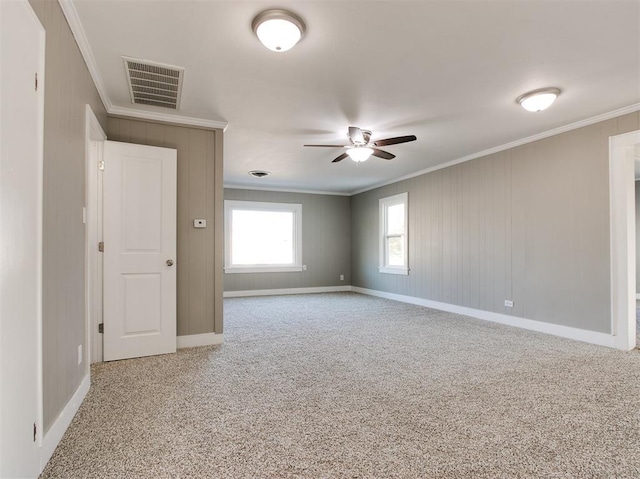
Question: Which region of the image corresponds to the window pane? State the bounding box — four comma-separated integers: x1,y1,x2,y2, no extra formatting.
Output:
231,210,294,265
387,203,405,234
387,236,404,266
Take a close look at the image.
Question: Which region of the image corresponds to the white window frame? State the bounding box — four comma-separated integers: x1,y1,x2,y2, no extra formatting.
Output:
224,200,303,274
379,192,409,275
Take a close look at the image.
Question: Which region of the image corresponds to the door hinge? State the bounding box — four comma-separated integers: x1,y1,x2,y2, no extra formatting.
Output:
98,160,105,171
33,423,36,442
98,323,104,334
35,73,38,92
98,241,104,252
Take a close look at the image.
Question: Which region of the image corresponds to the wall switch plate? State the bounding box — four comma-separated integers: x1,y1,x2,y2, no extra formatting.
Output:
193,219,206,228
77,345,82,365
504,300,514,308
302,265,307,271
340,274,344,281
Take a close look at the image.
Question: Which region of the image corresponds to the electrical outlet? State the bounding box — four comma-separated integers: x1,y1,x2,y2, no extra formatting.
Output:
302,265,307,271
340,274,344,281
77,345,82,365
504,300,514,308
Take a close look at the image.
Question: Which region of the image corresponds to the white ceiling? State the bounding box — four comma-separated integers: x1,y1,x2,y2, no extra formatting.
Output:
70,0,640,194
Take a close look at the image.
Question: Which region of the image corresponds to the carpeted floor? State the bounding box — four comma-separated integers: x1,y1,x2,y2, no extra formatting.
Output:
41,293,640,478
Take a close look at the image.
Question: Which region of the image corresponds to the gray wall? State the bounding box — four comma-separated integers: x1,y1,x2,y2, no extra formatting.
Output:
107,117,224,336
636,181,640,294
29,0,108,432
224,189,351,291
352,113,640,334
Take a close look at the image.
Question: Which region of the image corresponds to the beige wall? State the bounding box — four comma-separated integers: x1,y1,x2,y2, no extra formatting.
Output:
352,112,640,334
107,117,224,336
29,0,108,431
223,189,351,291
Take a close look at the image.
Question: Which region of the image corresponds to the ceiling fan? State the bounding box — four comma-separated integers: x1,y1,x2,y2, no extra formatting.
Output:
304,126,417,163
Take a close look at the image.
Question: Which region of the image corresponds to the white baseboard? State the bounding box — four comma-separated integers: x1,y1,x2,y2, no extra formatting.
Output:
352,287,617,349
177,332,223,349
224,285,352,298
40,374,90,472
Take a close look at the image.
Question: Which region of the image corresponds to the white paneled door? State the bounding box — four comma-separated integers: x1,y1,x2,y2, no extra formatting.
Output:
103,141,177,361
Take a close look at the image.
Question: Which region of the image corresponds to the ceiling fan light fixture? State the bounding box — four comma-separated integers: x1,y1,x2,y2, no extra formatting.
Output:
516,87,561,112
252,9,306,52
347,147,373,163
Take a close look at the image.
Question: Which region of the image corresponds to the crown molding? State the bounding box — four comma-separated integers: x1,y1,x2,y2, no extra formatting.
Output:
58,0,228,131
58,0,112,110
351,103,640,195
108,106,228,131
223,184,351,196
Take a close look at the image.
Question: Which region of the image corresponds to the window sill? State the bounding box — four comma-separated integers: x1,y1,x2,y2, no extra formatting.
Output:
378,267,409,275
225,266,303,274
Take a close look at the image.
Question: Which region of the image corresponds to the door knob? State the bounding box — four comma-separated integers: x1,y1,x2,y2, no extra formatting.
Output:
166,259,174,267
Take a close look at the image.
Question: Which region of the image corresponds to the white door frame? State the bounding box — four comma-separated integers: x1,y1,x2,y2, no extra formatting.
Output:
609,129,640,351
85,105,106,365
0,0,45,474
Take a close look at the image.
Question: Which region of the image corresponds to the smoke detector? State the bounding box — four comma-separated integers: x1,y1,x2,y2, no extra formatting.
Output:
123,57,184,109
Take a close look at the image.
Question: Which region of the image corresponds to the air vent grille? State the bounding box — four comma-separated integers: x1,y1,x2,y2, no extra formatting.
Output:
123,57,184,109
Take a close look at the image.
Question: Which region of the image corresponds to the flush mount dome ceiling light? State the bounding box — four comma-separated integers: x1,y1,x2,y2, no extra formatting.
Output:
252,9,306,52
346,147,374,163
516,87,561,112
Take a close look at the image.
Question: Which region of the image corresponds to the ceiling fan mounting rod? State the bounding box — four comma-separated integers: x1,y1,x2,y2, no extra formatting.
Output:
357,129,372,145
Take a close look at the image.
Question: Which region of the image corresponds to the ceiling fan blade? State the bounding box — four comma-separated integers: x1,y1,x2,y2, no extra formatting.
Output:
303,144,348,148
332,152,349,163
348,126,364,144
372,148,395,160
373,135,417,147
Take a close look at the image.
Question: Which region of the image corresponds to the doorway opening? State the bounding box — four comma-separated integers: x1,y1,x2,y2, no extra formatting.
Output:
85,105,106,364
609,129,640,350
634,152,640,347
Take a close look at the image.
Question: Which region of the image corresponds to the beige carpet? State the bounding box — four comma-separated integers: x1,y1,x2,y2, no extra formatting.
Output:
41,293,640,478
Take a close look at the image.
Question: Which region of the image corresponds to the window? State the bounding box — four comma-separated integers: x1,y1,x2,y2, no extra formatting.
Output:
379,193,408,275
224,200,302,273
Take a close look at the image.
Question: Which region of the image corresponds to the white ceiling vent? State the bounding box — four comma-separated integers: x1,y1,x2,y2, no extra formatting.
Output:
123,57,184,110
